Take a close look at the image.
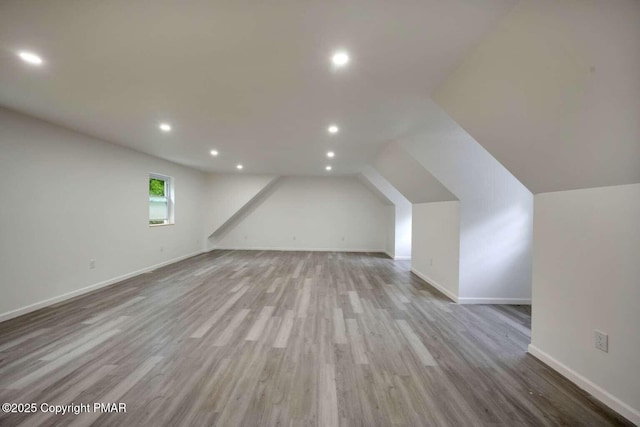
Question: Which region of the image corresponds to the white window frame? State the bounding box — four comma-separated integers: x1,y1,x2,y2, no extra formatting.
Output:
149,173,174,226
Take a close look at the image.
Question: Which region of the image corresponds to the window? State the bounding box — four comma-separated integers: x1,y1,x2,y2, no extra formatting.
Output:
149,174,174,225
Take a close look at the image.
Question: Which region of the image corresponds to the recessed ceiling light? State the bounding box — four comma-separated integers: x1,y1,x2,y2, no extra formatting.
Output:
331,51,350,67
328,125,339,134
326,166,332,171
327,151,335,158
210,149,219,156
17,51,43,66
236,164,243,170
159,123,172,132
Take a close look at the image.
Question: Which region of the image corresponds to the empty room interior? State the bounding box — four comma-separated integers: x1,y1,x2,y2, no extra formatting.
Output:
0,1,639,426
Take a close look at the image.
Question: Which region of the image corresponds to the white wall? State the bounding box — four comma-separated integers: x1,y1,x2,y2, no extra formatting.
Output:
434,0,640,193
394,203,412,260
429,1,640,421
384,205,396,258
373,142,456,203
0,107,207,320
400,101,533,304
529,183,640,425
215,176,388,252
411,202,460,301
359,167,412,260
203,173,278,249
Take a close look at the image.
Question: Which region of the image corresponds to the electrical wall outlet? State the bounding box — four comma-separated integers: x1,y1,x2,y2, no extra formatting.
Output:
89,259,96,269
594,330,608,353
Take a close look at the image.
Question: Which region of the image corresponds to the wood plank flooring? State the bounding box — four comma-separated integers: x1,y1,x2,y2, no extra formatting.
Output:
0,250,632,426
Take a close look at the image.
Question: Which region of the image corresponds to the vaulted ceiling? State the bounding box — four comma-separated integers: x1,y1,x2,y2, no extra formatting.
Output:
434,0,640,193
373,141,456,203
2,1,636,194
0,0,516,175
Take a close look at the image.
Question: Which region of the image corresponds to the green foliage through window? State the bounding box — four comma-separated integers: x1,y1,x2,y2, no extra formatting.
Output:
149,178,165,196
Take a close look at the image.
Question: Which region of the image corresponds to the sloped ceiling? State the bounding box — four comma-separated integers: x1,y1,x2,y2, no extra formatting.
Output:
434,0,640,194
359,166,410,208
210,177,282,243
204,174,279,238
356,174,394,207
373,141,457,203
0,0,516,175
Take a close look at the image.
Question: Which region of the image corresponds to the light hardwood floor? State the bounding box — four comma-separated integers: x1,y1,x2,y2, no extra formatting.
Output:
0,251,632,426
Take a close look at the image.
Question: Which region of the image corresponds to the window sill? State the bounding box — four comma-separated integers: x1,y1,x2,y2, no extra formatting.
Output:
149,223,175,227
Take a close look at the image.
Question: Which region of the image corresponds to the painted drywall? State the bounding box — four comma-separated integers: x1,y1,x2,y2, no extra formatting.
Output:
354,172,397,258
434,0,640,193
411,202,460,301
393,203,412,261
373,142,456,203
215,176,388,252
204,173,278,247
399,101,533,304
385,206,396,258
359,167,412,260
530,183,640,424
0,107,207,320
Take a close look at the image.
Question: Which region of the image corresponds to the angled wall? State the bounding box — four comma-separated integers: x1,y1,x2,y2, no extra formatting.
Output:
359,166,412,260
213,176,388,252
204,173,279,249
396,101,533,304
434,0,640,194
208,176,282,247
432,1,640,421
369,142,466,299
373,142,457,203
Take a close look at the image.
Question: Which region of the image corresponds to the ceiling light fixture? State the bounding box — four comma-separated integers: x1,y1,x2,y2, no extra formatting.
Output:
17,51,43,66
210,149,219,156
327,151,335,158
328,125,339,134
326,166,332,171
331,51,350,67
236,164,243,170
159,123,172,132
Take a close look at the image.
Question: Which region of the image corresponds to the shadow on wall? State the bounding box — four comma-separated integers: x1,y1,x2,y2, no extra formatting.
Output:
461,203,532,281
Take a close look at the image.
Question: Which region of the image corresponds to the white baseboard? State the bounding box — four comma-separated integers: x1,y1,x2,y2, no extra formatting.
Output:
383,251,411,261
528,344,640,425
410,267,458,303
0,250,205,323
214,246,385,253
409,268,530,306
457,297,531,305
